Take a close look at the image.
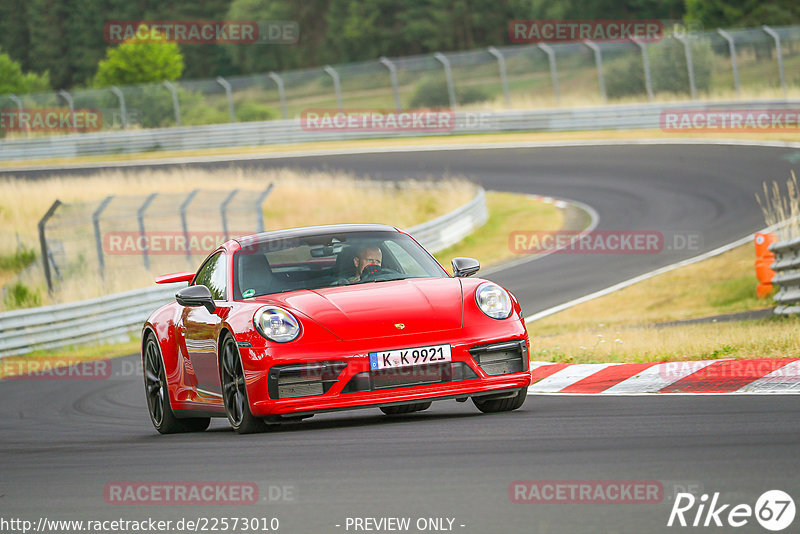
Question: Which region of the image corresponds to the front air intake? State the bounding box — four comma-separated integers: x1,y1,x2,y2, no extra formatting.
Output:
268,362,347,399
469,340,528,376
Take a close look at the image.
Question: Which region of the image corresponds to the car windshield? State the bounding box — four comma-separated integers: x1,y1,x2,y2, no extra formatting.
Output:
233,230,448,299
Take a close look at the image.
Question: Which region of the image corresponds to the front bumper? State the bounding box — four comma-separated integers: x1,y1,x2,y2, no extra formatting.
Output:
242,332,532,417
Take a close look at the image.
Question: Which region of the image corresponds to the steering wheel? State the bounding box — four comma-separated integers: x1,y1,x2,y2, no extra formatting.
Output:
359,265,399,281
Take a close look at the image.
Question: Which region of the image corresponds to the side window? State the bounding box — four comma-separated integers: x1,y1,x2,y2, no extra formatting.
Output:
194,252,227,301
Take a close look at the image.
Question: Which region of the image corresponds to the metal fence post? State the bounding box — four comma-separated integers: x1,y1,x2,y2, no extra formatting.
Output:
379,57,402,112
762,25,787,97
323,66,343,110
137,193,158,270
7,93,23,112
583,40,606,102
162,81,181,126
268,72,288,119
110,86,127,129
220,189,239,240
537,44,560,105
717,29,740,96
631,39,654,101
433,52,457,110
38,200,62,294
180,189,199,262
487,46,510,108
256,184,275,233
7,94,27,134
57,90,77,133
93,196,114,281
673,34,696,99
216,76,236,123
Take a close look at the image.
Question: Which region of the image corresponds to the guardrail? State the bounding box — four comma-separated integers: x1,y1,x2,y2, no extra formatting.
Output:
0,187,487,357
1,100,798,162
770,237,800,315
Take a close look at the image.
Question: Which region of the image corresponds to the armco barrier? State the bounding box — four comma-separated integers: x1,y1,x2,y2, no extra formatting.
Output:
1,100,798,161
0,187,487,357
770,236,800,315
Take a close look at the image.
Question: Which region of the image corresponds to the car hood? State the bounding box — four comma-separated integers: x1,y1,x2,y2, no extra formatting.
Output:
259,277,464,341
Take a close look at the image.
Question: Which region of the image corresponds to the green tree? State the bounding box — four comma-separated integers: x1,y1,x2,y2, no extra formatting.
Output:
650,37,714,94
0,48,51,95
510,0,684,21
93,29,185,87
227,0,331,73
155,0,241,79
685,0,800,28
0,0,32,72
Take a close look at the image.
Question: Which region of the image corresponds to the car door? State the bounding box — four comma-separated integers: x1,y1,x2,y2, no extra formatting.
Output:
181,251,227,396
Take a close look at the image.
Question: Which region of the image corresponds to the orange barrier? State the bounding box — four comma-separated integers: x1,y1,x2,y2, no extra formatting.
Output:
754,233,776,298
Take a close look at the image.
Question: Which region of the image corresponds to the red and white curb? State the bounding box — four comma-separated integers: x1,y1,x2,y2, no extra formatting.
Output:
528,359,800,394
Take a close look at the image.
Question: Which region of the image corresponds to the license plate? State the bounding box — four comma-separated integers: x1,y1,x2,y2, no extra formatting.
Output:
369,344,452,370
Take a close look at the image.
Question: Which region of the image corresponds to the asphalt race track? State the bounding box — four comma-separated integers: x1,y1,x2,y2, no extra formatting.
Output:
2,143,800,533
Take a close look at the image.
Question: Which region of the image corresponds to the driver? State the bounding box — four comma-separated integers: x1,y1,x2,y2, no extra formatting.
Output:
350,245,382,282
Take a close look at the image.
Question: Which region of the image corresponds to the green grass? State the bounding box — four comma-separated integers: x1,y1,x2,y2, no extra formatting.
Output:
0,247,36,271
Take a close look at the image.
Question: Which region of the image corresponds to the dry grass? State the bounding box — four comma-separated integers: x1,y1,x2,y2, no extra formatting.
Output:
531,316,800,364
0,166,473,256
756,171,800,241
0,167,475,309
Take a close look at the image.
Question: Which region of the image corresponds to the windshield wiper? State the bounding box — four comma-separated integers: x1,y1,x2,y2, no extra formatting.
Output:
367,276,408,283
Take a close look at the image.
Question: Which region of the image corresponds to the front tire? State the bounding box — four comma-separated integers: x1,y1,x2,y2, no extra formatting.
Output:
472,388,527,413
143,334,210,434
220,334,269,434
380,402,432,415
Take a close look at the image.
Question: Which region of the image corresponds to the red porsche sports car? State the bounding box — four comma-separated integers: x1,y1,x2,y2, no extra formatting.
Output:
142,224,531,434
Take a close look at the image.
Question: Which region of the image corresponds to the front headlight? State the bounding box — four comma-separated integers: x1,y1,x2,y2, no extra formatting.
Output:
475,282,512,319
254,306,301,342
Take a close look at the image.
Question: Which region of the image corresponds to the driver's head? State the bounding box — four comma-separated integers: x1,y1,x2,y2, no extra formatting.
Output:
354,246,382,278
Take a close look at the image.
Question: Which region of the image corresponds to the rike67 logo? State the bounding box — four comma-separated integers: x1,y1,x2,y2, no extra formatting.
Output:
668,490,795,531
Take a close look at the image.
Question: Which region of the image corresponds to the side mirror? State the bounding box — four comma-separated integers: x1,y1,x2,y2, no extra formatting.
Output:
176,285,216,313
452,257,480,277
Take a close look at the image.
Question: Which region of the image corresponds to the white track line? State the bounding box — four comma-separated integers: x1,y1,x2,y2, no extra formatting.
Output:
524,234,756,323
482,195,600,276
529,363,616,392
524,215,799,323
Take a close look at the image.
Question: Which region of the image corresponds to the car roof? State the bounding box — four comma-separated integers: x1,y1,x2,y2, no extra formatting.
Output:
233,224,400,245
